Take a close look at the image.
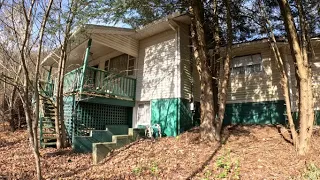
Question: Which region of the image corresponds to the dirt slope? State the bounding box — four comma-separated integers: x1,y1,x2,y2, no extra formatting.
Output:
1,125,320,179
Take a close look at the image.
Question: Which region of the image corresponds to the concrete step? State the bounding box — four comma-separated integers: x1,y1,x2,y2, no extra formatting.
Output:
92,128,144,164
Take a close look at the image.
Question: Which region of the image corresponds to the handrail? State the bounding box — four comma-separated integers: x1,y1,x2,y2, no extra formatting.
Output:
64,66,83,76
64,67,83,93
63,66,136,100
86,66,136,80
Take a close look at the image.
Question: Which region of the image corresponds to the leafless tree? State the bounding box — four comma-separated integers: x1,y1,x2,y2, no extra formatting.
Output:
0,1,53,179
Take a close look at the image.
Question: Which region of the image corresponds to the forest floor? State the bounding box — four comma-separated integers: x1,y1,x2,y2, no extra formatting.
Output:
1,124,320,179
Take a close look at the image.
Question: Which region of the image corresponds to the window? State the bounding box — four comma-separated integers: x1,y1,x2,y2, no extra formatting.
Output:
231,54,262,75
104,54,136,76
127,55,135,76
110,54,128,75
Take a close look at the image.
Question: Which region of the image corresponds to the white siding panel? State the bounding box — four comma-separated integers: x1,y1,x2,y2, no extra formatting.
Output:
136,30,178,101
227,46,283,103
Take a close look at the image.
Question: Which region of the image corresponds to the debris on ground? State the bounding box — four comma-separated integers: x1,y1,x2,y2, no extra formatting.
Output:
1,125,320,179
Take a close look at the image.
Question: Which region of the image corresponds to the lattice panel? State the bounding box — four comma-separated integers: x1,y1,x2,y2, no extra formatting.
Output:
63,96,75,141
74,102,130,136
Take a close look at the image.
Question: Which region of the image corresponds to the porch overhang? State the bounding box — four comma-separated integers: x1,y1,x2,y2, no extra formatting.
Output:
41,25,139,67
41,12,191,67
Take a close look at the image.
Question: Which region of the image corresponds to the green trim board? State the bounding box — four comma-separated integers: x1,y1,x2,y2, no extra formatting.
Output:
78,94,135,107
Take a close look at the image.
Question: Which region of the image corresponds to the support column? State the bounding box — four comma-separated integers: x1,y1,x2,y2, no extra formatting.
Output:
46,66,53,95
80,39,92,93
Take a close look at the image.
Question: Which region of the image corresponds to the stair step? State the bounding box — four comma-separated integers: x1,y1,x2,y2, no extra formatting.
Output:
43,136,57,140
42,142,56,146
43,103,54,107
43,117,55,120
42,125,55,128
44,113,56,117
42,121,55,124
43,132,56,135
43,132,56,134
43,100,54,103
44,107,55,110
44,109,55,112
43,128,55,131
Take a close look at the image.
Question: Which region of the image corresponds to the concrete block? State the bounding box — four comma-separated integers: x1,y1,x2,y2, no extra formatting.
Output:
92,142,117,164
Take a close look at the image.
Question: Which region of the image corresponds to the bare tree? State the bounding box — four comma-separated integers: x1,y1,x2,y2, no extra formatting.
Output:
189,0,216,141
53,0,80,149
277,0,315,155
215,0,233,141
45,0,105,149
0,1,53,179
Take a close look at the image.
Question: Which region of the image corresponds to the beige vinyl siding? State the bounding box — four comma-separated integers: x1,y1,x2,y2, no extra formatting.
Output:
179,23,201,102
135,30,179,101
286,48,298,111
92,33,139,57
288,46,320,111
313,48,320,110
227,44,283,103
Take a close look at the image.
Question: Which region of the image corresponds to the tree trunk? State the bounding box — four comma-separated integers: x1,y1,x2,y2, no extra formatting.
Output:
190,0,216,141
269,36,298,147
54,1,78,148
55,57,62,149
22,92,42,180
212,0,220,118
278,0,315,155
215,0,233,141
59,49,67,147
258,1,298,147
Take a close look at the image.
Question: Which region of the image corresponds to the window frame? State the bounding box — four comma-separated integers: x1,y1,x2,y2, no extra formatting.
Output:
104,54,136,76
230,53,263,75
127,55,135,76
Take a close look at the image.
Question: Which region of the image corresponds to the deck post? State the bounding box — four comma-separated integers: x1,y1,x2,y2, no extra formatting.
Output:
46,66,52,95
80,38,92,93
47,66,52,82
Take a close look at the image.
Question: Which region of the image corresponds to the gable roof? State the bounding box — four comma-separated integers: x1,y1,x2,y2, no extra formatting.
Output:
41,12,190,66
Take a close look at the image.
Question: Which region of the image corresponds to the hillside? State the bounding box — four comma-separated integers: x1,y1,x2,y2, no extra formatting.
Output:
1,125,320,179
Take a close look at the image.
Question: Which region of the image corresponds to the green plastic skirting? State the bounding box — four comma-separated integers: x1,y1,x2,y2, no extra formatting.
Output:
223,100,286,125
151,98,195,137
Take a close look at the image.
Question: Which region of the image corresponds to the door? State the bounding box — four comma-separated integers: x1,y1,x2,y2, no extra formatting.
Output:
136,103,150,126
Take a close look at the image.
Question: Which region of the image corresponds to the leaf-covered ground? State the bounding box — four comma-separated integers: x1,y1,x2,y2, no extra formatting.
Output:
1,125,320,179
